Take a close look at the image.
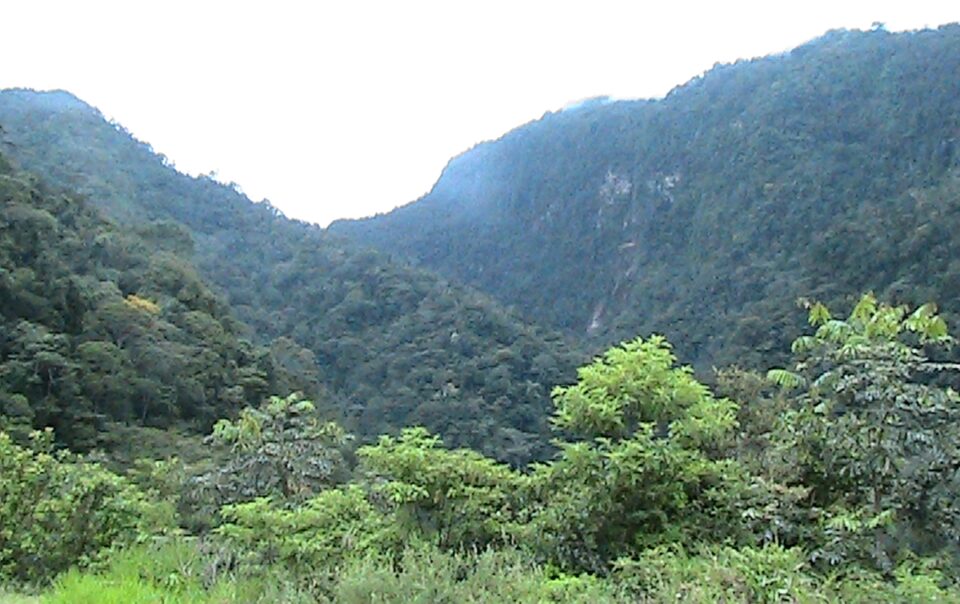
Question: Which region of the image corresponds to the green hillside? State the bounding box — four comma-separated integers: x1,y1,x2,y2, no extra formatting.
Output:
0,152,318,450
331,25,960,370
0,95,583,463
4,22,960,604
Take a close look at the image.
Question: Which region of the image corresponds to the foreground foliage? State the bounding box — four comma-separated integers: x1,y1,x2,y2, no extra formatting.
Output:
769,294,960,571
527,336,744,571
0,431,144,585
31,539,960,603
4,296,960,602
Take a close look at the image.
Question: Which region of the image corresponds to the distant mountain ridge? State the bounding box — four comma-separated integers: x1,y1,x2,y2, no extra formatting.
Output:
0,89,583,464
331,25,960,369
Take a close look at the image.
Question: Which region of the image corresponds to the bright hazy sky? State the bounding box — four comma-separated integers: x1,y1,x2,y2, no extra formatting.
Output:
2,1,958,226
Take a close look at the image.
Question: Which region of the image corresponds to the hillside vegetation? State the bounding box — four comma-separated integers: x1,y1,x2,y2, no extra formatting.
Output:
5,296,960,602
4,24,960,603
0,94,583,463
332,25,960,370
0,154,324,450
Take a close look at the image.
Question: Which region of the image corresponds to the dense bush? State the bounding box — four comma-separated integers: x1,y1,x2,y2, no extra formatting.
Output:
216,485,393,578
613,544,960,603
200,393,353,505
0,430,145,584
7,302,960,600
40,540,618,604
34,539,960,603
766,295,960,571
358,427,526,550
329,546,619,604
525,336,748,572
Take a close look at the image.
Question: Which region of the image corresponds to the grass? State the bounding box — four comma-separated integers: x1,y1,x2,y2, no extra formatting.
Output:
0,590,40,604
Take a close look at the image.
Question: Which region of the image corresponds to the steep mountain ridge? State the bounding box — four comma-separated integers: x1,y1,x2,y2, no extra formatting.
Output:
0,92,583,463
331,25,960,369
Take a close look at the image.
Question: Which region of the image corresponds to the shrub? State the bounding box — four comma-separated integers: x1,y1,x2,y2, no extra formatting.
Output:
216,485,395,579
0,429,145,584
331,545,622,604
613,544,960,603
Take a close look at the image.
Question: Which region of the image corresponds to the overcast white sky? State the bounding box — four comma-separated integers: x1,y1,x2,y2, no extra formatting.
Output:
2,1,958,226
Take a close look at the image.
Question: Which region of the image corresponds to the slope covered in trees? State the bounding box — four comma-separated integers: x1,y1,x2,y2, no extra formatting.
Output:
0,152,319,450
4,22,960,604
0,95,583,463
331,25,960,370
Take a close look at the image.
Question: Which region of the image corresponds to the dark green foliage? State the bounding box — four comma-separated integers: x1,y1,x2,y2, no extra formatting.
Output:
768,295,960,571
331,25,960,371
217,485,391,577
254,236,582,463
192,321,960,600
10,312,960,600
214,426,527,575
0,160,312,449
212,337,749,578
0,90,583,464
218,338,744,576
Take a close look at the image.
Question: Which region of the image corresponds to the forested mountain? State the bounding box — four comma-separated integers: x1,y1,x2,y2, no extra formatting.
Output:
0,153,317,451
8,22,960,604
331,25,960,370
0,92,583,463
4,26,958,462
